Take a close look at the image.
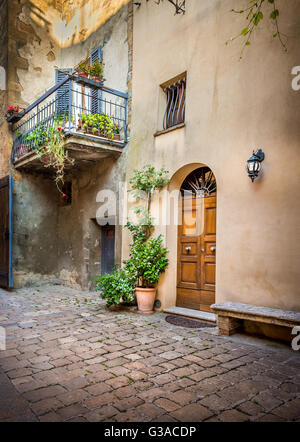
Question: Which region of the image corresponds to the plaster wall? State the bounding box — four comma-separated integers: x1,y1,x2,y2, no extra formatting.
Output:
7,1,131,288
125,0,300,312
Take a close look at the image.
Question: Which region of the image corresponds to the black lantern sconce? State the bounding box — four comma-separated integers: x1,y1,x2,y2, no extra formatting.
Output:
247,149,265,182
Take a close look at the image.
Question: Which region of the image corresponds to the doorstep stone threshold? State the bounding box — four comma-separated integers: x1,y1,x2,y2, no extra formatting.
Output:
164,306,216,323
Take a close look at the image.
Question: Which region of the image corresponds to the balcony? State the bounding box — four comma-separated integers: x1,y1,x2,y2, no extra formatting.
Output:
10,74,128,172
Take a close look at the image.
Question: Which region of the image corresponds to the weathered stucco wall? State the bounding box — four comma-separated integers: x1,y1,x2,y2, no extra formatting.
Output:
0,0,11,179
125,0,300,312
7,1,132,289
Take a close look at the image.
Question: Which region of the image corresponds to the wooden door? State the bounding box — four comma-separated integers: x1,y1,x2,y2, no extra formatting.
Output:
177,195,216,312
0,176,13,288
101,225,115,275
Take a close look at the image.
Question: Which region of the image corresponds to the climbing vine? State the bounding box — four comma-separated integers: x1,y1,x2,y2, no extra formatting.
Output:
136,0,287,56
227,0,287,58
35,125,74,196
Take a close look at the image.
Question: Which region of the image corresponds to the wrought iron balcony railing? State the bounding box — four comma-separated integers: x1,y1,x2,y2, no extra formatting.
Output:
10,74,128,163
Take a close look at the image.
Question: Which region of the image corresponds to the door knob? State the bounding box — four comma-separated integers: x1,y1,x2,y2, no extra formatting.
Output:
210,246,216,252
201,248,205,253
185,246,191,253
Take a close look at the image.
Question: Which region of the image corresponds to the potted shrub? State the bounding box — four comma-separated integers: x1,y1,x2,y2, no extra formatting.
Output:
125,165,170,314
113,124,120,141
77,63,89,79
90,61,104,83
126,236,168,314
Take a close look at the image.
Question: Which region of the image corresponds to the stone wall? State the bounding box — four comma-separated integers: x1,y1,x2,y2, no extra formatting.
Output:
0,0,10,178
6,1,132,289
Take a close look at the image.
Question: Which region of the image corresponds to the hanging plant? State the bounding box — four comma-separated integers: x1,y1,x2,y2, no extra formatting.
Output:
34,125,74,195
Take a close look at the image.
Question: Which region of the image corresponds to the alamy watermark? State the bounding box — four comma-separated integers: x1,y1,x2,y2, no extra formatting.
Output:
291,326,300,351
95,183,208,236
291,66,300,91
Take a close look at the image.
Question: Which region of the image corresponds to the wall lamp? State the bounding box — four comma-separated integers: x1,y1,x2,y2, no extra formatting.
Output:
247,149,265,182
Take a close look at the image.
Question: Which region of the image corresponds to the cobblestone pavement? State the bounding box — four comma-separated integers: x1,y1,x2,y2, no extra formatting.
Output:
0,286,299,422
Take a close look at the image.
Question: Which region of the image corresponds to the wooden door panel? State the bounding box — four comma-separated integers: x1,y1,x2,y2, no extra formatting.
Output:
203,262,215,286
0,176,13,288
181,243,197,256
101,226,115,275
177,193,216,312
177,288,201,310
180,262,197,284
204,206,216,235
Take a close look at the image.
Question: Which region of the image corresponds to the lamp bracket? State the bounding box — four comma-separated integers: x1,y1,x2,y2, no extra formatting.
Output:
253,149,265,162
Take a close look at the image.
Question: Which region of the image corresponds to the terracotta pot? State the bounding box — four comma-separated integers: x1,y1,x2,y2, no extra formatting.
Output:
135,287,157,315
78,72,88,78
114,133,120,141
92,76,101,83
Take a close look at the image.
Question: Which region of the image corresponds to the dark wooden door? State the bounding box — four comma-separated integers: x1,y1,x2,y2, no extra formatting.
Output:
101,225,115,275
0,176,13,288
177,195,216,312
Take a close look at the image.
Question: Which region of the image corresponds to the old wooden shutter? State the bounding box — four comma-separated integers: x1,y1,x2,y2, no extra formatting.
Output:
55,69,72,116
90,47,102,114
0,176,13,288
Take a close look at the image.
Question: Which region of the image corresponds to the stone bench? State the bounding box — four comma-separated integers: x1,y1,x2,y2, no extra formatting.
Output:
211,302,300,341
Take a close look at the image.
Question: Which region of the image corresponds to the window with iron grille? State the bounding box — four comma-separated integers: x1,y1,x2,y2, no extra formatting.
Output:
162,73,186,130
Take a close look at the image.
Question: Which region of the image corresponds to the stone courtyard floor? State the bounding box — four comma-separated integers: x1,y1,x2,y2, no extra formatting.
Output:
0,285,299,422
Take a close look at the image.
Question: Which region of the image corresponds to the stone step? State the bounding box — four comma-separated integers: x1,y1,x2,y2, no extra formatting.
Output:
164,306,216,323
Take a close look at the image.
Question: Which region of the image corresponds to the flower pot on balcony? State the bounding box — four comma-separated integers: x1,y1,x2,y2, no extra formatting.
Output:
114,133,120,141
135,287,157,315
78,72,88,79
92,76,102,83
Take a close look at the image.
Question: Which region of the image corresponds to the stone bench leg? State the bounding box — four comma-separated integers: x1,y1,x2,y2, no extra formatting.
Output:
217,315,242,336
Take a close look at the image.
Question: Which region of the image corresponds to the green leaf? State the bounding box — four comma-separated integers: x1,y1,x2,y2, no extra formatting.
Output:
241,27,249,36
253,11,263,26
270,9,279,20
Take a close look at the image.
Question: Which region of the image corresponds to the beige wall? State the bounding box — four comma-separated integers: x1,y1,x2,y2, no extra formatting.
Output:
125,0,300,311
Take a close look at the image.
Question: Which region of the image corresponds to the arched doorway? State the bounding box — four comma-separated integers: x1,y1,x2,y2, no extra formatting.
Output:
176,166,217,312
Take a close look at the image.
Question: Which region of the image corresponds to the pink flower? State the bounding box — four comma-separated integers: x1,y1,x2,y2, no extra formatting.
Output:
62,194,67,198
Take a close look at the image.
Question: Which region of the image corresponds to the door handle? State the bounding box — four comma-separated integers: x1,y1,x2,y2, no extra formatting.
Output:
185,246,191,253
210,246,216,252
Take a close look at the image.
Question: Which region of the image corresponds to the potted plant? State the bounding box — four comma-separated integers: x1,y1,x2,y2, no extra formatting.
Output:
125,165,170,314
77,63,89,79
6,105,20,119
125,236,168,314
90,61,104,83
113,124,120,141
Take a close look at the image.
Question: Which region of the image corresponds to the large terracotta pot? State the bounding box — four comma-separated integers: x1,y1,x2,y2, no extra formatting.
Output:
135,287,157,315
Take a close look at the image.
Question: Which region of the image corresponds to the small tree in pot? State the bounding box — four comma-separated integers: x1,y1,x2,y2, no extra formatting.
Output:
125,235,168,314
126,165,170,314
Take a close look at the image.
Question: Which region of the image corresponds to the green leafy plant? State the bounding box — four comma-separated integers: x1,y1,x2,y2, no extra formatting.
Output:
34,125,74,195
125,236,169,288
125,165,170,288
78,62,89,74
95,268,136,307
79,112,115,139
90,61,104,80
227,0,286,58
95,166,170,306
